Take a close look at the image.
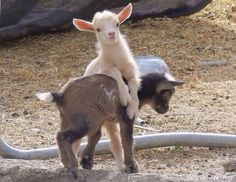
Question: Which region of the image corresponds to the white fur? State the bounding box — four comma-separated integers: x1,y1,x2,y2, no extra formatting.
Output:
101,84,115,100
73,4,139,170
165,73,176,81
79,7,140,120
36,92,53,102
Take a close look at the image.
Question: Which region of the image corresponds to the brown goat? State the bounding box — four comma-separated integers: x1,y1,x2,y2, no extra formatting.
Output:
37,74,138,178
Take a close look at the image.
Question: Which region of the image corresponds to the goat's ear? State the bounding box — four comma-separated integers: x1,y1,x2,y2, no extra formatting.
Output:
118,3,133,24
73,19,94,32
158,80,184,91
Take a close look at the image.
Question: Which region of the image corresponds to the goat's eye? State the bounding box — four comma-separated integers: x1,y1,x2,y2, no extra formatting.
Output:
96,28,101,32
116,23,119,27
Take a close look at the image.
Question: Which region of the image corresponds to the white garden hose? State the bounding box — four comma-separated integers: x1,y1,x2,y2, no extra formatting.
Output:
1,132,236,160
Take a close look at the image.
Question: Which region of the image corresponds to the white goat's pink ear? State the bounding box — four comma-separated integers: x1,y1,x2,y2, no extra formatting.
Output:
73,19,94,31
118,3,133,24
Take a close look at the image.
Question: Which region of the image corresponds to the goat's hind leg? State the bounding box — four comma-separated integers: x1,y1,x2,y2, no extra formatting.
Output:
72,139,81,158
104,122,124,170
57,116,88,178
57,130,80,178
80,129,102,169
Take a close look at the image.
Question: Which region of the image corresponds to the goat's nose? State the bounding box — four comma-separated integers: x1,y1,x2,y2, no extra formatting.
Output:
108,31,115,36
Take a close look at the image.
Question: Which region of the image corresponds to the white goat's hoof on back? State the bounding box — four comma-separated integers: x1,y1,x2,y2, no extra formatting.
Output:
126,99,139,120
119,85,131,107
119,96,128,107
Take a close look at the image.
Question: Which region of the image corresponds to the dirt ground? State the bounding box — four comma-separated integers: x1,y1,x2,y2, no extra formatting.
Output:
0,0,236,181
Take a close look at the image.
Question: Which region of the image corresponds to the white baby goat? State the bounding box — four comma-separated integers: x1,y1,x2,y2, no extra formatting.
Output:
73,3,140,120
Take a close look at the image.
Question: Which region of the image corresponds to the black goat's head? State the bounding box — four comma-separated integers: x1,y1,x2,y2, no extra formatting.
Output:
138,72,184,114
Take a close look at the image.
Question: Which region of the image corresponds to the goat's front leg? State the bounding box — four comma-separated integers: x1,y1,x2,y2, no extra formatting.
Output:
84,59,99,76
118,107,138,173
126,76,140,120
102,67,131,107
103,122,124,170
80,130,102,169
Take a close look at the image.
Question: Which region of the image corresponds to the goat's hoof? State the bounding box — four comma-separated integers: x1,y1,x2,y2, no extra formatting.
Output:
120,99,128,107
120,86,131,107
123,163,139,173
66,167,78,179
126,103,139,120
80,155,93,169
120,95,130,107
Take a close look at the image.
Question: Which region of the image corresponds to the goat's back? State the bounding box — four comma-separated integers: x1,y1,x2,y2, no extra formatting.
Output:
59,74,120,121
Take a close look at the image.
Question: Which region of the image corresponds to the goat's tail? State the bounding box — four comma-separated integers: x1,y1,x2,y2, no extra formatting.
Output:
36,92,62,104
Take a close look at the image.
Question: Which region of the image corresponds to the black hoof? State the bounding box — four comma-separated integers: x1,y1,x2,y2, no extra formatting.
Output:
124,164,139,174
66,167,78,179
80,155,93,169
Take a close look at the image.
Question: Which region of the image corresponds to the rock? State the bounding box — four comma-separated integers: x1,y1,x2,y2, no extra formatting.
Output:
48,121,53,126
11,113,20,117
31,128,40,133
135,55,170,76
23,96,30,99
0,0,212,41
186,67,194,71
232,5,236,12
223,160,236,172
23,110,29,115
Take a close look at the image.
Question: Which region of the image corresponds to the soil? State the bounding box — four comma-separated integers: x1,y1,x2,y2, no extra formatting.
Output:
0,0,236,181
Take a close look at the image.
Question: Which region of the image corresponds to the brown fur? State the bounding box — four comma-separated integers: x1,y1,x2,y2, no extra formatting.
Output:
53,74,138,178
